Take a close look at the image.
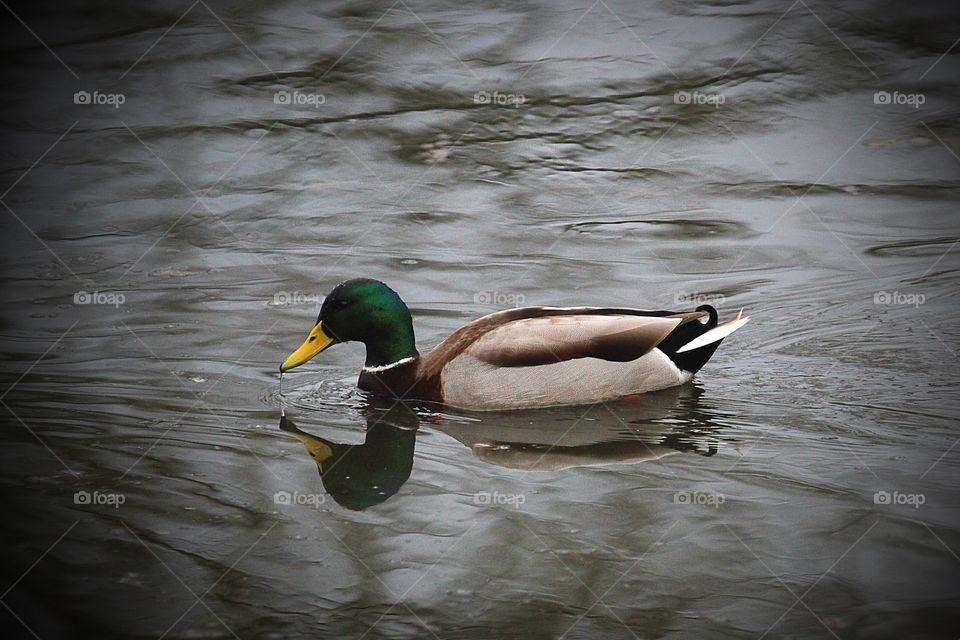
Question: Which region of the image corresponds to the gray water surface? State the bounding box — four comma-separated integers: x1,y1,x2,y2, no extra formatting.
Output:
1,0,959,638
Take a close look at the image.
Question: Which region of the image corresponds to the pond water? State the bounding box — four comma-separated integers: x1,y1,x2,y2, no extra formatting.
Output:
1,0,959,638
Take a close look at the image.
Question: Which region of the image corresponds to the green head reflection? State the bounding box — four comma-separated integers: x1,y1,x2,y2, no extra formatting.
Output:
280,405,418,511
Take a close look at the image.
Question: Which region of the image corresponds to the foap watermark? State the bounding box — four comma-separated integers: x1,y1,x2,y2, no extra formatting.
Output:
274,490,325,508
273,291,322,306
874,290,925,307
674,90,725,107
474,90,526,108
74,290,125,307
673,490,726,508
674,291,726,306
274,89,326,109
474,491,526,508
874,490,925,509
873,90,925,109
74,490,126,509
474,290,526,307
74,90,126,109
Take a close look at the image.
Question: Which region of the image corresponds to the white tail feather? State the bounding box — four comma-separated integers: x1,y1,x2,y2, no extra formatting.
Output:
676,313,750,353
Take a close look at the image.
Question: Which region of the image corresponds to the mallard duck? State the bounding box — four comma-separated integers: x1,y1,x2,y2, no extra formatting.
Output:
280,278,748,411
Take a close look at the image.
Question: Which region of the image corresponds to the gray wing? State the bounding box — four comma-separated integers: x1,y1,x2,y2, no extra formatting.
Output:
464,313,686,366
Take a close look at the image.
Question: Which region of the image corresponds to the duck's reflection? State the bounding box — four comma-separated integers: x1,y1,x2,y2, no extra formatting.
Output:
440,385,720,471
279,385,730,510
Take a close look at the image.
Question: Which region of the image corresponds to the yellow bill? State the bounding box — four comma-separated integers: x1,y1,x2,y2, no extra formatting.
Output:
291,433,334,464
280,321,335,372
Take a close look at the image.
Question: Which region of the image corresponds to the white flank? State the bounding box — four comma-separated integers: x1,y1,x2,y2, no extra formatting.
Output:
362,357,416,373
650,347,694,383
676,315,750,353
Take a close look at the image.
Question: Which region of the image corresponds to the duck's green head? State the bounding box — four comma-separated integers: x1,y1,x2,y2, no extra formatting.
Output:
280,278,418,372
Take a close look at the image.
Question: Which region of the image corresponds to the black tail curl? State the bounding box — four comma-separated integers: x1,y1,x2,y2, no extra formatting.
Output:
695,304,719,326
657,304,722,374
